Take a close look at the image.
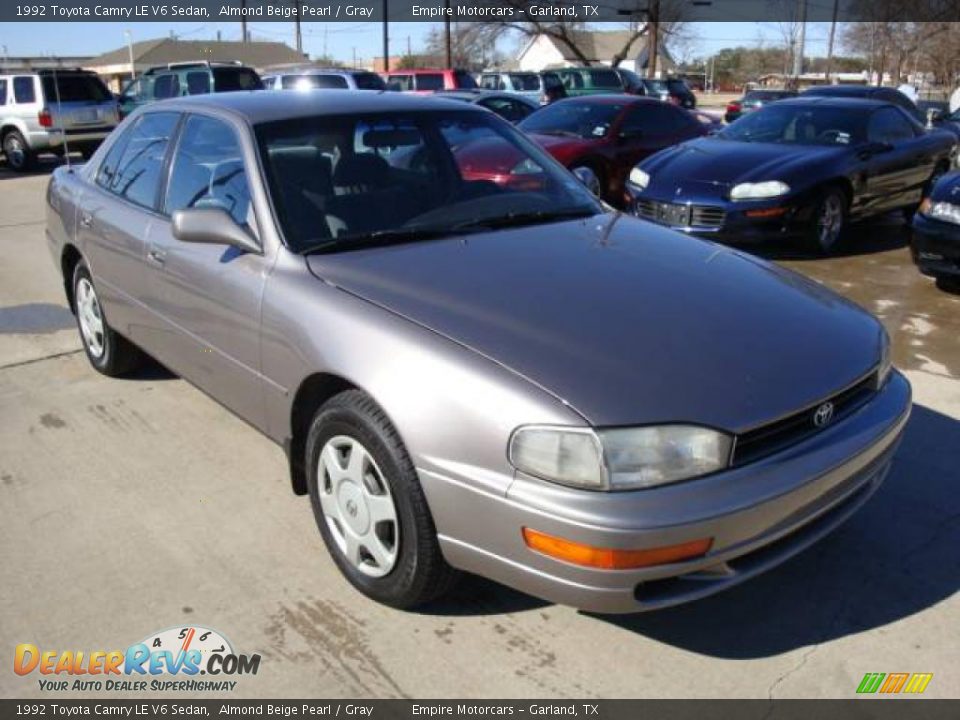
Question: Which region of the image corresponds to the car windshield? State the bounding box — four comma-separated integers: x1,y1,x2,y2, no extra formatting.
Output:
212,67,263,91
518,101,624,139
41,74,111,102
257,110,603,253
509,73,541,91
719,105,865,145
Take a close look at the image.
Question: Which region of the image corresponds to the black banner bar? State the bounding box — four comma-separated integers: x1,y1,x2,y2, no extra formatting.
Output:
4,0,960,23
1,700,958,720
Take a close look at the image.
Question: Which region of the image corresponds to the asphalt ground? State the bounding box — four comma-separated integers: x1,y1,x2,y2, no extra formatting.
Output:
1,157,957,700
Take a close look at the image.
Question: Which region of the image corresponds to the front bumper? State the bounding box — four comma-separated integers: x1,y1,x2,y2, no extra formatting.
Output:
911,213,960,278
426,371,911,613
628,190,815,245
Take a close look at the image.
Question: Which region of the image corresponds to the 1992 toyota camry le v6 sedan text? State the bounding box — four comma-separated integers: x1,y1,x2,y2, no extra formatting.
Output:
46,92,911,613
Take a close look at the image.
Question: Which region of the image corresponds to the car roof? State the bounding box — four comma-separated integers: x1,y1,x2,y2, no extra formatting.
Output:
383,69,457,75
146,90,488,124
559,94,657,106
770,96,892,110
273,67,373,76
803,85,891,96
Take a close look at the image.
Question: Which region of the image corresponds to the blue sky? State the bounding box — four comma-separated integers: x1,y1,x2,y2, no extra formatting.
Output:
0,21,839,65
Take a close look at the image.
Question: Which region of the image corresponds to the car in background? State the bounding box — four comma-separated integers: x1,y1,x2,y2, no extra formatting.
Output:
46,91,910,614
434,90,538,123
912,170,960,288
500,95,706,204
118,61,263,118
382,69,477,93
550,67,625,97
626,97,955,252
262,66,386,91
801,84,922,122
1,68,118,171
476,71,543,102
725,89,798,123
613,68,671,101
663,77,697,108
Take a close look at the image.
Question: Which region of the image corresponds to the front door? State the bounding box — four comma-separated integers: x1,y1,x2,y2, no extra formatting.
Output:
143,113,271,427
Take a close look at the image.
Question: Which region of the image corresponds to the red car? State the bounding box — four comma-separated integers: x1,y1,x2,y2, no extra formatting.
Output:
492,96,707,206
382,68,478,94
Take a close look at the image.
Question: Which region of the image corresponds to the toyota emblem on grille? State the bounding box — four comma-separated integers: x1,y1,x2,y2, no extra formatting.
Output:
813,402,835,428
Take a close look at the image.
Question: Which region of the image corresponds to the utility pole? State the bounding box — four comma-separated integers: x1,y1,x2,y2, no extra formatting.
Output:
124,30,135,82
792,0,806,78
240,0,248,43
647,0,660,79
444,0,452,68
382,0,389,72
825,0,838,83
352,46,357,68
293,0,303,53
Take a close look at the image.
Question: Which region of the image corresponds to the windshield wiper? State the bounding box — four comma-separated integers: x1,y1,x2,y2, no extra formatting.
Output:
450,207,599,232
300,225,482,256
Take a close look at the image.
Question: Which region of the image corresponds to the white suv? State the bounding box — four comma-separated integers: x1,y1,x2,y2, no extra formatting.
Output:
1,69,118,171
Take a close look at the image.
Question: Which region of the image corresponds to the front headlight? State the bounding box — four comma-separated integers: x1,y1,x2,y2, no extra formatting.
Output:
919,197,960,225
628,167,650,189
509,425,733,491
730,180,790,201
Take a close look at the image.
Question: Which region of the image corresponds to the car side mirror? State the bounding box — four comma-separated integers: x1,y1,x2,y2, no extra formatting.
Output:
171,208,260,254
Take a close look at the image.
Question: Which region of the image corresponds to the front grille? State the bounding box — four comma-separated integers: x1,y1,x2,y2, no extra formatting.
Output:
732,371,879,466
634,199,725,229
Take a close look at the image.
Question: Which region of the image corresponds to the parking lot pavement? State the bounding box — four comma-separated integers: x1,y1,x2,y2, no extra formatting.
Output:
1,164,958,700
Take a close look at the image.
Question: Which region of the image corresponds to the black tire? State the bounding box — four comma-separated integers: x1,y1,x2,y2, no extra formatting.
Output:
3,130,36,172
72,260,142,376
806,186,848,254
306,389,458,609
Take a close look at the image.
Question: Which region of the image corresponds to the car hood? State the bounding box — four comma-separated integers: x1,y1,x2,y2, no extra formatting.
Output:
642,137,848,190
306,215,882,431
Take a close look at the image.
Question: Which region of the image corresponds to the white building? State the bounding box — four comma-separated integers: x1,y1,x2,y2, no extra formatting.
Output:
516,30,675,76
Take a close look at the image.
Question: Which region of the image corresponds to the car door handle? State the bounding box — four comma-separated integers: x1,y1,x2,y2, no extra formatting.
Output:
79,212,93,229
147,248,166,266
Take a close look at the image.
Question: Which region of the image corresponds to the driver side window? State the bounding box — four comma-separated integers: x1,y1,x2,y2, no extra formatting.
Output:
868,108,916,144
165,114,252,228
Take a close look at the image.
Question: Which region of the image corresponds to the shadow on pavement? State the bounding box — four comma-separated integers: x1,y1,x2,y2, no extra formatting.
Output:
594,403,960,658
752,212,911,262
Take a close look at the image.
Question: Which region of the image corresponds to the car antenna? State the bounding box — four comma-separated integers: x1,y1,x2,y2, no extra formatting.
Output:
51,65,72,172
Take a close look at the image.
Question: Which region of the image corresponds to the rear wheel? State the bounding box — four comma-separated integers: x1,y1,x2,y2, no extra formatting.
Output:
3,130,35,172
72,261,142,376
306,390,458,609
807,187,847,254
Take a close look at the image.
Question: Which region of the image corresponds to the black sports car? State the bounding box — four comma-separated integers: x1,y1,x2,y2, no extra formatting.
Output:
626,97,956,252
912,170,960,286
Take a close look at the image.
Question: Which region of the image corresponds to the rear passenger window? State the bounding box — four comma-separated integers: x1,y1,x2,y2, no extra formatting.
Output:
0,79,7,105
13,77,35,103
96,112,178,209
387,74,413,91
153,74,180,99
165,115,252,228
416,74,444,91
312,75,349,89
185,72,211,95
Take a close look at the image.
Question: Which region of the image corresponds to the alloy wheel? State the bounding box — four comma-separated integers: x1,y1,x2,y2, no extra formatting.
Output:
817,193,844,251
317,435,399,578
4,135,26,170
75,277,105,358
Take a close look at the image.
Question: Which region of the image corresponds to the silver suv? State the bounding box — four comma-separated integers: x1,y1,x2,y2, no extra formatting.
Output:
1,69,118,171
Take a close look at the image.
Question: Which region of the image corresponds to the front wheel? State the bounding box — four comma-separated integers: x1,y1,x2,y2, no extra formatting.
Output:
807,187,847,254
571,164,603,198
72,261,142,376
306,390,458,609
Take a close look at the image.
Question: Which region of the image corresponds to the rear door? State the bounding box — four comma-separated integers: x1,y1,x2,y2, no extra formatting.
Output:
77,112,180,339
143,112,269,425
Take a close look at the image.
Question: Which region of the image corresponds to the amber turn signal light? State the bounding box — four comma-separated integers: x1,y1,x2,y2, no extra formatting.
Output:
744,206,788,219
522,528,712,570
